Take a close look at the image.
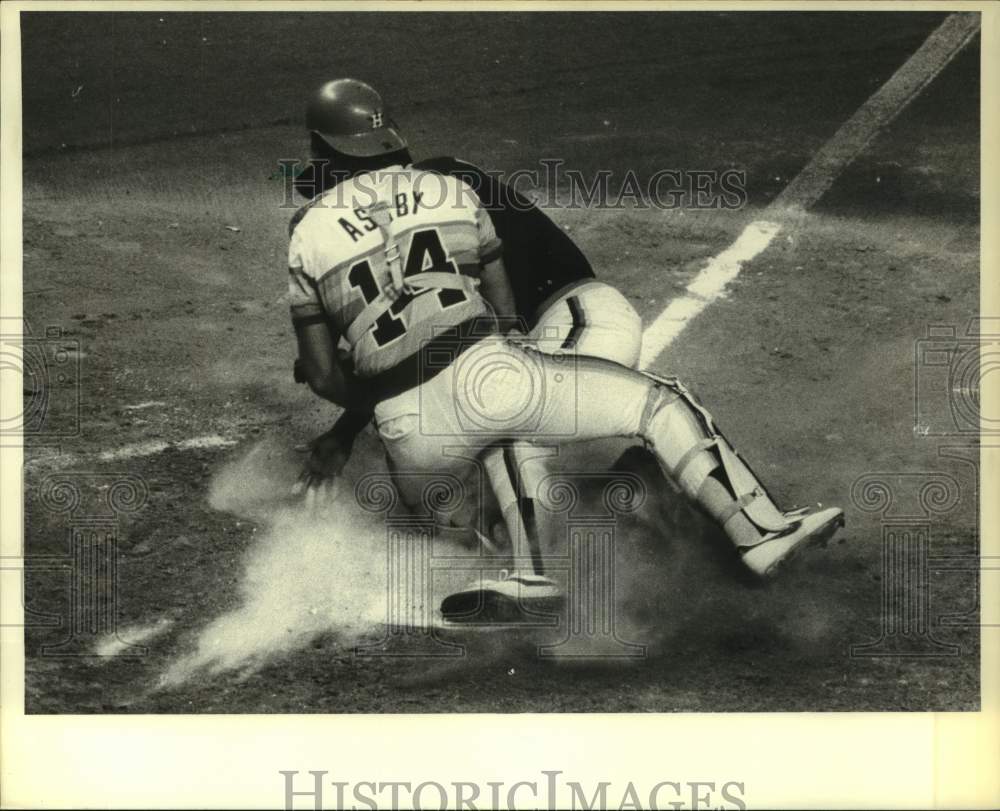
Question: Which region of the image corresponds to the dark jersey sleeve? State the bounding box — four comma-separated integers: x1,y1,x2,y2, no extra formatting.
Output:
412,157,595,325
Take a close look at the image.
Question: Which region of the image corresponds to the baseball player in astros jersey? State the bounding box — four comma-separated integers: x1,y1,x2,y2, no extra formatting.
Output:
293,103,643,586
287,79,844,618
293,83,644,584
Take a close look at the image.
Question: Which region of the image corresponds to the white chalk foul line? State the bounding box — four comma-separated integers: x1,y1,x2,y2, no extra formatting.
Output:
638,11,980,371
25,433,239,472
638,220,781,369
98,434,239,462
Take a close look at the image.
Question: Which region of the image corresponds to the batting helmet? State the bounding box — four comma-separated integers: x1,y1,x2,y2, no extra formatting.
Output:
306,79,407,158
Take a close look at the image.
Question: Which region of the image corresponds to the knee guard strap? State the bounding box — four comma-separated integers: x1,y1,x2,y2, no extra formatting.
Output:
639,373,792,538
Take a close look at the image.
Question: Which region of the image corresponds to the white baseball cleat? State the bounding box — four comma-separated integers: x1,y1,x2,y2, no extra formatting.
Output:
740,506,845,577
440,572,563,622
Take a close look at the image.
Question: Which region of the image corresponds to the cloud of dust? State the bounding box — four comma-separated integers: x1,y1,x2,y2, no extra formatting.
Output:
542,446,848,663
158,440,848,687
159,439,395,687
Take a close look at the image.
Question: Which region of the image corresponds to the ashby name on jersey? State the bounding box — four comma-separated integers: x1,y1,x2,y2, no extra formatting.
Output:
288,167,503,379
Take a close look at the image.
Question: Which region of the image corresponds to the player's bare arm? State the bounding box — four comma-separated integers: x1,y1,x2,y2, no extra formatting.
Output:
292,318,374,413
478,256,517,326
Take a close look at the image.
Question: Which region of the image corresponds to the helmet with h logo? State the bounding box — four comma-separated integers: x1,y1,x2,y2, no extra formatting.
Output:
305,78,407,157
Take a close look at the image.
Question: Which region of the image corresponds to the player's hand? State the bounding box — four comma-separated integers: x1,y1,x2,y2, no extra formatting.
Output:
292,469,341,515
307,427,354,480
290,428,355,510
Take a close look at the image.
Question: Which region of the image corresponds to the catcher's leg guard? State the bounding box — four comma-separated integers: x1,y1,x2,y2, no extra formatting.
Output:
637,373,843,572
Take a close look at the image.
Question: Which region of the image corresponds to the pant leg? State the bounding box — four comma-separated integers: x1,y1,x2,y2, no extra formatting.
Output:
376,336,794,555
389,335,648,445
503,283,643,573
374,338,650,559
373,360,490,511
530,282,642,368
525,347,651,441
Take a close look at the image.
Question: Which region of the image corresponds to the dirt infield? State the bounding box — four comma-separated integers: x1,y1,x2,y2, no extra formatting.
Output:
21,12,980,712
